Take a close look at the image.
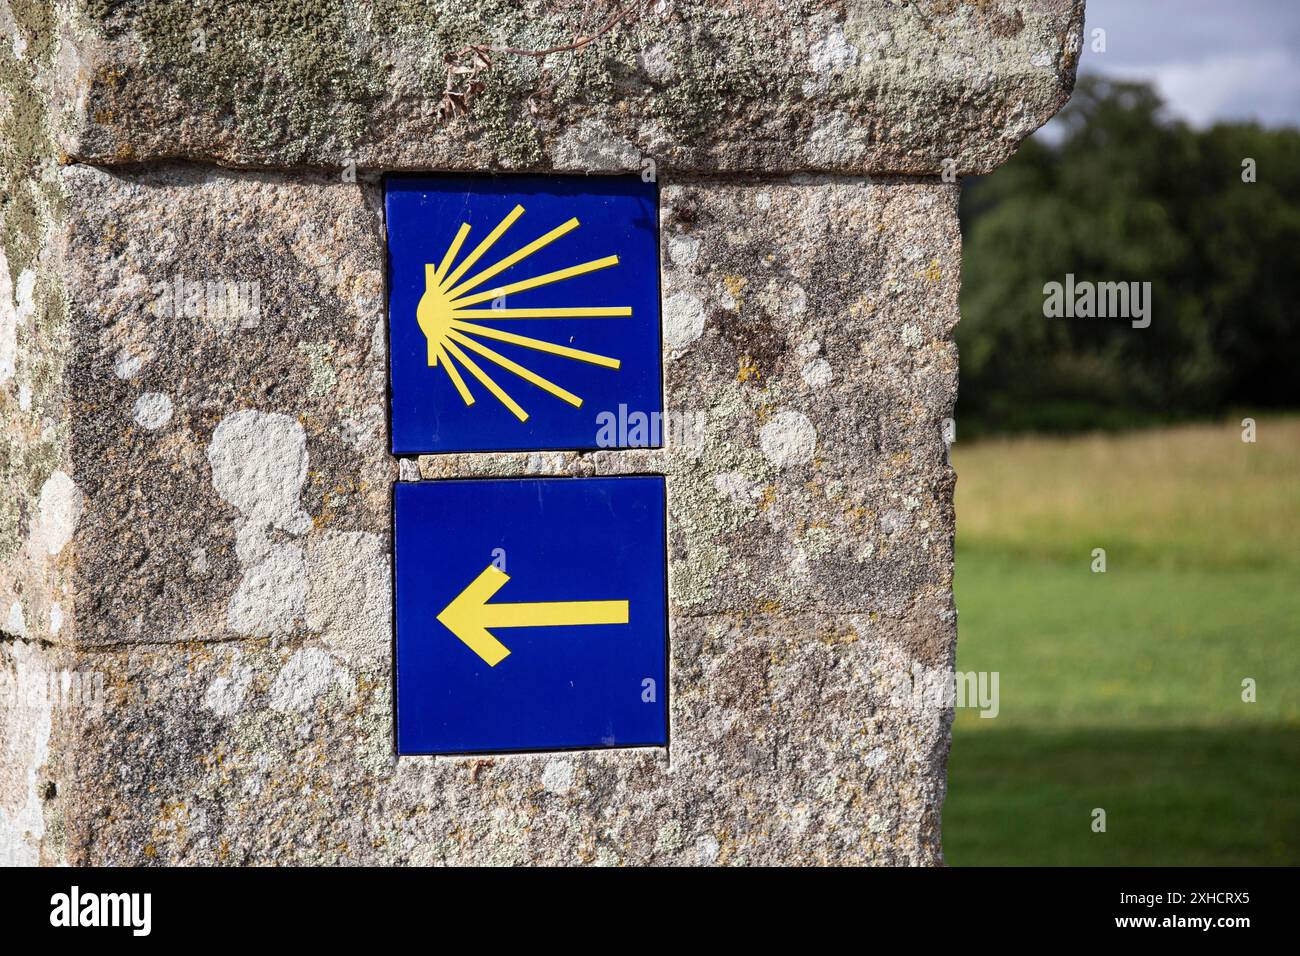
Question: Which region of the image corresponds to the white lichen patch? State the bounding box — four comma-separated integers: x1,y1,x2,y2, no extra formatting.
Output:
800,357,833,388
810,25,859,74
805,25,861,94
712,470,763,506
227,542,307,636
14,268,35,324
663,290,705,351
338,403,384,452
0,249,15,386
234,524,273,567
541,759,575,795
784,282,808,316
29,471,84,557
268,647,351,713
4,601,25,637
204,662,254,718
635,42,676,83
879,509,911,535
132,392,173,430
552,119,641,172
696,833,720,865
759,410,817,467
0,643,52,865
113,348,146,380
208,411,311,534
805,111,869,166
667,235,700,267
305,531,391,660
208,411,313,635
230,541,308,639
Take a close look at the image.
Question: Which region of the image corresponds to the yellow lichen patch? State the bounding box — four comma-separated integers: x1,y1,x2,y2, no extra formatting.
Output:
848,294,874,319
722,273,747,304
842,503,873,526
737,355,760,382
819,624,860,647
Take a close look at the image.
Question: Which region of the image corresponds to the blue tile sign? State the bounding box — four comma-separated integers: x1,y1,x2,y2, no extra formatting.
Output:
386,175,662,454
394,476,669,754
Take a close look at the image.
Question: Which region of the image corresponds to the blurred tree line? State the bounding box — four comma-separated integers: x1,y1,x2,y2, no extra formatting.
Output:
957,76,1300,435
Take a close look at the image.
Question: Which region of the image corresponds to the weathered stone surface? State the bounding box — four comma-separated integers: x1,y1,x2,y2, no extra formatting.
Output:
422,179,960,631
58,165,391,648
6,168,956,865
1,0,76,865
46,612,945,865
2,0,1081,867
0,640,55,865
53,0,1083,175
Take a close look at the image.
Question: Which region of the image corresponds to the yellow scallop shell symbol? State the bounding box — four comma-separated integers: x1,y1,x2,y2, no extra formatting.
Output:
416,204,632,423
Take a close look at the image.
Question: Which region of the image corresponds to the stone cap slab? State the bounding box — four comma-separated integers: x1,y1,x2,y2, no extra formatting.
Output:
54,0,1083,175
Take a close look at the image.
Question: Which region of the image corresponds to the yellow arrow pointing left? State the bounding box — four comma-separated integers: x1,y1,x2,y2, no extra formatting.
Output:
436,564,630,666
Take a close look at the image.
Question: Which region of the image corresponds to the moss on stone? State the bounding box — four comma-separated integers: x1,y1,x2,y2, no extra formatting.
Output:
9,0,57,67
89,1,389,156
0,432,18,560
79,0,647,165
0,2,69,561
0,53,52,277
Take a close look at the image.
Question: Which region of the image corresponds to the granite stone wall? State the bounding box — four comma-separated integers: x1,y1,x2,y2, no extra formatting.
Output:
1,0,1082,865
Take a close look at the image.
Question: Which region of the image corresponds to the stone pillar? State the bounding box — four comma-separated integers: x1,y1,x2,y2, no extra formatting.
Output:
1,2,1081,865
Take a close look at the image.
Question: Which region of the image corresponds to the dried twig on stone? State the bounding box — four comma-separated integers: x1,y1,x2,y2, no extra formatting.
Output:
438,1,649,122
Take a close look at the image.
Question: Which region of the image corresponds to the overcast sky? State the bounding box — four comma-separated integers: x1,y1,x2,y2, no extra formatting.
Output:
1052,0,1300,130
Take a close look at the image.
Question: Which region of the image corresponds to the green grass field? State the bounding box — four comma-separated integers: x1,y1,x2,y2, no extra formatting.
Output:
944,417,1300,865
